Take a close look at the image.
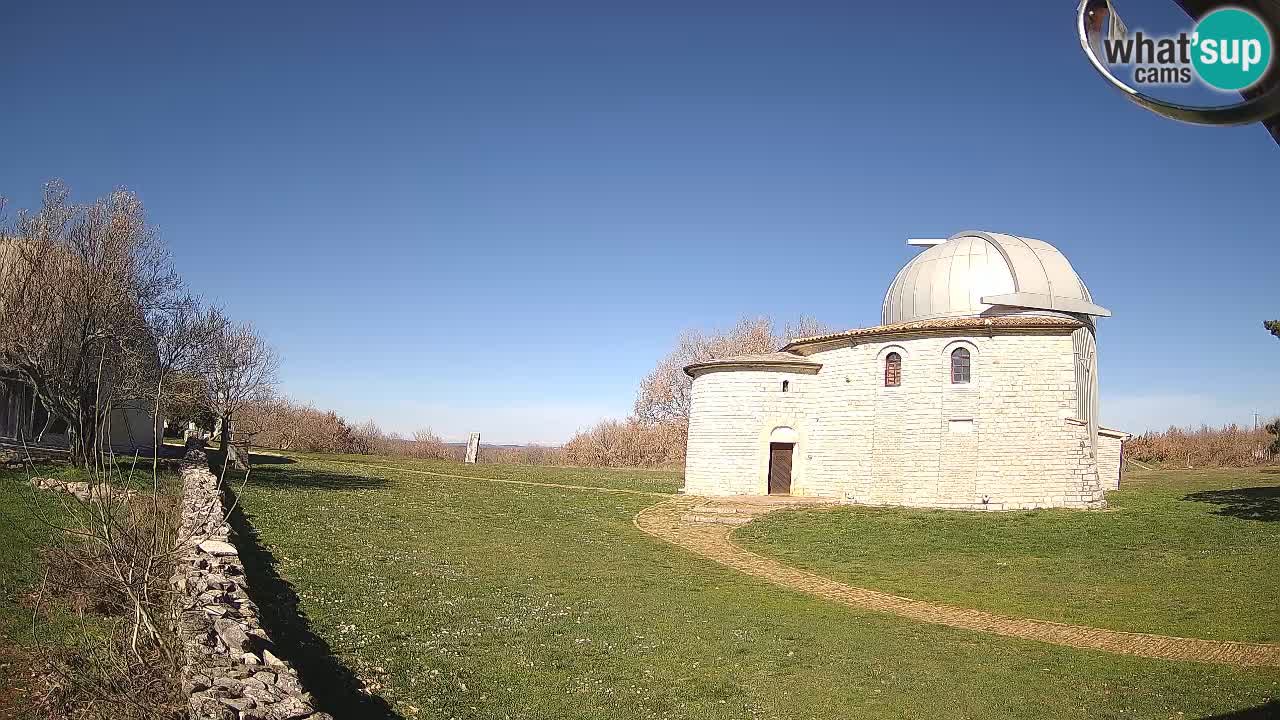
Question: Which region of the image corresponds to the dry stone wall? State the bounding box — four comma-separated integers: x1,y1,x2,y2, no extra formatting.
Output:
173,447,333,720
29,475,137,503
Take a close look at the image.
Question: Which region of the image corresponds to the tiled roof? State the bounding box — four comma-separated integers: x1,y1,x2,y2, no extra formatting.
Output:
783,316,1083,354
684,351,820,377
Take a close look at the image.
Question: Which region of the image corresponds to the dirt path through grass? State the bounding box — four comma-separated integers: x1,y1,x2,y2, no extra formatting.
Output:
635,496,1280,668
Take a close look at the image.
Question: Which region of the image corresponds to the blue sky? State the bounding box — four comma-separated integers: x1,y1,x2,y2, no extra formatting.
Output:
3,0,1277,443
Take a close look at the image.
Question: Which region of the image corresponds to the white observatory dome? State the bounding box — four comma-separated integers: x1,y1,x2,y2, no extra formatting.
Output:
881,231,1110,325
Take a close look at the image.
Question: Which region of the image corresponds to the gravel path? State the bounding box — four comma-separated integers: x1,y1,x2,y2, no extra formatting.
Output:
634,495,1280,668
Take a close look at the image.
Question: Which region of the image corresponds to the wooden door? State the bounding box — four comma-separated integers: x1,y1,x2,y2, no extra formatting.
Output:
768,442,794,495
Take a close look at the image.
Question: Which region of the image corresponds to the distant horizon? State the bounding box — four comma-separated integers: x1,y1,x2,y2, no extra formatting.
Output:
425,414,1280,448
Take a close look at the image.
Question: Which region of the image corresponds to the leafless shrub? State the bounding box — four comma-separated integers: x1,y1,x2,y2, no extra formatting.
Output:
396,428,461,460
239,398,465,459
479,444,565,465
16,444,188,720
349,421,462,460
38,629,184,720
560,417,687,468
1126,422,1279,468
238,396,363,454
346,419,380,455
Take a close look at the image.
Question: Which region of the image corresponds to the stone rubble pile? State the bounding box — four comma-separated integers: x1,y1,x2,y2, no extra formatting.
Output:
173,447,332,720
29,476,136,503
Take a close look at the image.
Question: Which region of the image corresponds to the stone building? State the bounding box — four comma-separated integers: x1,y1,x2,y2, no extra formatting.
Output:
0,373,158,453
683,231,1130,510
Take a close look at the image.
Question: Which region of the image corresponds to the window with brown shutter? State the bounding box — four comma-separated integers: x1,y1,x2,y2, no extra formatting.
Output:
884,352,901,387
951,347,971,384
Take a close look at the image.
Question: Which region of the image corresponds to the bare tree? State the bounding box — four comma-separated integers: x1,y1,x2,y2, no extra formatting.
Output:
203,310,278,469
236,394,298,449
152,296,216,402
348,419,382,455
633,316,831,424
238,395,409,455
0,181,179,467
561,417,686,468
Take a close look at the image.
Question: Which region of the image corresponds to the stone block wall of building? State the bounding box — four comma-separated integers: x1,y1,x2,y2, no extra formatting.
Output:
684,369,816,495
1097,429,1126,490
684,328,1106,509
0,376,158,453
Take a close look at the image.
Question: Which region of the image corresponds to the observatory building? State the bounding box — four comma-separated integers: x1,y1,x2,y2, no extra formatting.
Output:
682,231,1129,510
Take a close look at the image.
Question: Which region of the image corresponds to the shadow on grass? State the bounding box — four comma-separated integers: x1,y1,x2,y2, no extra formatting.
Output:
1183,486,1280,522
244,465,389,492
246,452,296,465
1198,699,1280,719
220,481,403,720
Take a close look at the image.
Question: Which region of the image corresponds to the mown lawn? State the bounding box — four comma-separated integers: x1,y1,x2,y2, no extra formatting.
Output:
235,454,1280,720
263,450,684,495
736,468,1280,644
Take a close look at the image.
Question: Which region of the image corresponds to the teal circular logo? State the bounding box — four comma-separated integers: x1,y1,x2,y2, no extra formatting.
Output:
1192,8,1273,91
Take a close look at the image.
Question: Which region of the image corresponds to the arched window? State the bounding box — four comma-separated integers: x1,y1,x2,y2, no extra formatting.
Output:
781,380,790,392
950,347,971,384
884,352,901,387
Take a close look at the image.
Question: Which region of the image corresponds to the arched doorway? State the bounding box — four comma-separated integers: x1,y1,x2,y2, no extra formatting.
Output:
767,427,798,495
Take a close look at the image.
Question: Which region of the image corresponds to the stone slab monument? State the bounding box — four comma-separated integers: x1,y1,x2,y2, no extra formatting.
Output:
465,432,480,464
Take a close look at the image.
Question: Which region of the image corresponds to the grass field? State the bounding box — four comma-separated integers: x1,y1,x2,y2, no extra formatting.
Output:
0,461,113,650
228,453,1280,720
0,461,109,712
736,468,1280,644
263,450,683,495
0,457,183,716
